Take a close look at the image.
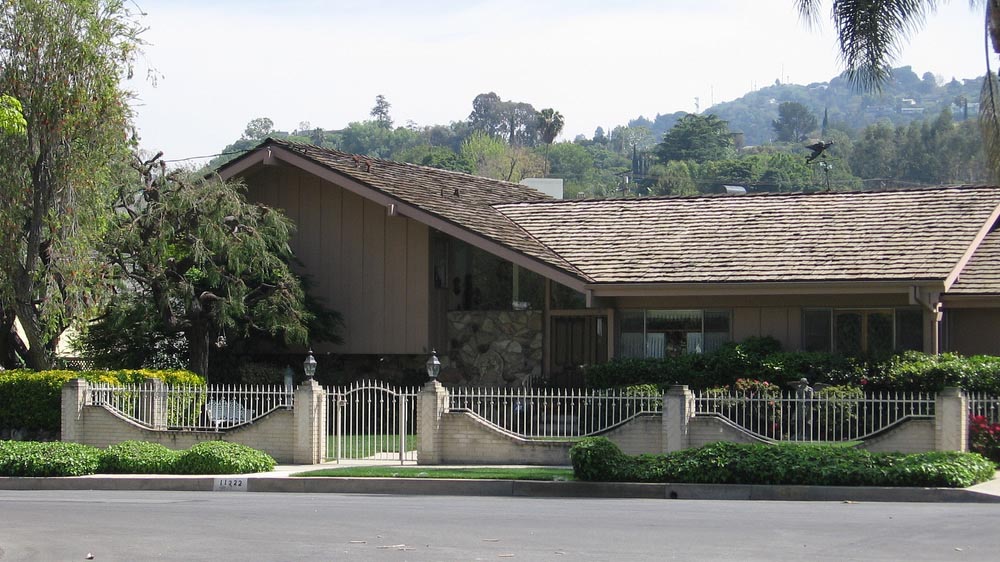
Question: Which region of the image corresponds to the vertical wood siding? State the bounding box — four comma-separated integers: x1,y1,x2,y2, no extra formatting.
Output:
245,168,429,354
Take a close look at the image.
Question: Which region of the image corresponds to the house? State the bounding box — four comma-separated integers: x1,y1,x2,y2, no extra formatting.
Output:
219,139,1000,385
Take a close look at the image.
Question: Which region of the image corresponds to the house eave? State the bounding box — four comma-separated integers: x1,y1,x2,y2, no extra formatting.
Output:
586,279,947,298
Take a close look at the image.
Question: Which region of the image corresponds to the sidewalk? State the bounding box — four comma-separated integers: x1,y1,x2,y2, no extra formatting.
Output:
2,464,999,503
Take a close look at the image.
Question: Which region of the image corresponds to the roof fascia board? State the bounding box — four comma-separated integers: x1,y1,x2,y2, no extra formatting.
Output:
226,145,589,293
944,202,1000,291
587,280,943,298
217,149,269,180
940,295,1000,308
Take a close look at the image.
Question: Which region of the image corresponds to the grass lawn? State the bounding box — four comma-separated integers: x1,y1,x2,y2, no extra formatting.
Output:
292,466,575,481
327,434,418,457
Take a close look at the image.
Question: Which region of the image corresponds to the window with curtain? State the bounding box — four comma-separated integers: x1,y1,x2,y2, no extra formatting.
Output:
618,309,732,358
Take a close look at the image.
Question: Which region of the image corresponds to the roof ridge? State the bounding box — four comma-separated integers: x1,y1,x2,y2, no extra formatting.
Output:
493,184,1000,206
264,137,551,197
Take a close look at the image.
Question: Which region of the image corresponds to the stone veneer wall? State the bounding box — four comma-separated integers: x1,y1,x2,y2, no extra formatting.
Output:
443,310,543,386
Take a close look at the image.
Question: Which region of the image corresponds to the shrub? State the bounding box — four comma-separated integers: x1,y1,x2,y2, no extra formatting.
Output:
0,441,103,476
569,437,630,481
569,438,995,488
969,415,1000,463
0,369,205,434
173,441,276,474
100,440,179,474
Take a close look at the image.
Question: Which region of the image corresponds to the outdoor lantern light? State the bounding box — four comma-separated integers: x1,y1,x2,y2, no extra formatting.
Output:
303,349,317,380
426,349,441,381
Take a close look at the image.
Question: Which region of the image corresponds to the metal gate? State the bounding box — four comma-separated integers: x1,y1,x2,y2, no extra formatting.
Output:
326,380,418,464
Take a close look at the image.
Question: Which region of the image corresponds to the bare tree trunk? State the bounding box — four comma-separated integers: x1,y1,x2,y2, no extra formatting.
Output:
187,322,211,377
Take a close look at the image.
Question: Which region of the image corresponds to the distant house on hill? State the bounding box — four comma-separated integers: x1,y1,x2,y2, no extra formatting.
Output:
219,139,1000,385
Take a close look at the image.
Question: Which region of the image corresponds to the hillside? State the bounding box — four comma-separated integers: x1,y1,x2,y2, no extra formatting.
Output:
630,66,984,145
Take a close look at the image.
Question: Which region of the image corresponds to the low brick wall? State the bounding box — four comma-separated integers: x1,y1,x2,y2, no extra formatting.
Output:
601,414,664,455
689,416,767,448
74,406,297,463
858,419,935,454
438,412,572,465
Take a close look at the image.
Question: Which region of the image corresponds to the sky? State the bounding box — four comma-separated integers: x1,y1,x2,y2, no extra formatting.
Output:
126,0,989,164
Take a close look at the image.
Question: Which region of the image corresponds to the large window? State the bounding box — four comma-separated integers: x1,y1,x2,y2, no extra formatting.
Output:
619,309,731,358
802,308,923,358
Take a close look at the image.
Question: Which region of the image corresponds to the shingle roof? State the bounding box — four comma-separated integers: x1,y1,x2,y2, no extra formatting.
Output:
493,187,1000,285
949,225,1000,295
229,138,589,281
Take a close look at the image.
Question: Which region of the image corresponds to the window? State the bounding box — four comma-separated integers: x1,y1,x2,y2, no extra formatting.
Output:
802,308,923,357
619,309,732,358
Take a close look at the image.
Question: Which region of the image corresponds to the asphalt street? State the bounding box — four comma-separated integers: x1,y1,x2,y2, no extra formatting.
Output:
1,490,998,561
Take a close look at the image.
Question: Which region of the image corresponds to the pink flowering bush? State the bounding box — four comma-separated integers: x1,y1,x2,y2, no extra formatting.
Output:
969,415,1000,463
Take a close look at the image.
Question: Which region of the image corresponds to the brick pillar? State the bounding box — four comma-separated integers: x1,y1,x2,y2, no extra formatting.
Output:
61,378,88,443
663,385,694,453
144,378,168,430
417,380,449,465
935,387,968,452
294,380,327,464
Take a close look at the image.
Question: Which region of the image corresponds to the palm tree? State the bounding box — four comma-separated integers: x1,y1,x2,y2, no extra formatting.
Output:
537,108,564,176
795,0,1000,179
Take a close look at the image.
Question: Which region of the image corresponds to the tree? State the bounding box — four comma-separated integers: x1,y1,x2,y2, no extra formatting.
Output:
772,102,818,142
243,117,274,140
795,0,1000,177
468,92,539,146
370,94,393,129
537,108,564,175
460,131,544,182
656,114,734,164
97,153,317,376
0,0,142,369
0,94,26,135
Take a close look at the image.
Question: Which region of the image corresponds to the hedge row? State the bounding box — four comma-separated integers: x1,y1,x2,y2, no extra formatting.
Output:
583,337,1000,394
0,369,205,433
569,437,995,488
0,440,275,477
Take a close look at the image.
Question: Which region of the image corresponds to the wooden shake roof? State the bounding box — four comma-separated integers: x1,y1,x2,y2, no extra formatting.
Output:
493,187,1000,286
221,141,1000,293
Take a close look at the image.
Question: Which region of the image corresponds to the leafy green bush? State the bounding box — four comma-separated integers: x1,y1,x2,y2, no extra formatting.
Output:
0,440,103,476
583,338,1000,396
100,440,179,474
570,438,995,488
0,369,205,434
173,441,276,474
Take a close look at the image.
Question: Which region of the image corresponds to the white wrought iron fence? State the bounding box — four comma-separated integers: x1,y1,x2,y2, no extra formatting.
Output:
693,390,935,442
447,387,662,439
87,383,294,431
968,392,1000,424
326,381,419,463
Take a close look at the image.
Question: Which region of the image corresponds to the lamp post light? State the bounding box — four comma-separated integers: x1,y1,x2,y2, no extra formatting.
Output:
303,349,317,380
426,349,441,381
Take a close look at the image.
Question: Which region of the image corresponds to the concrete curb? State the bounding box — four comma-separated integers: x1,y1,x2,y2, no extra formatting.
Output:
2,475,999,503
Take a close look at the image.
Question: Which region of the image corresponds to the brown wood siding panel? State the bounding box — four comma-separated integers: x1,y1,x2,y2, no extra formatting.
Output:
384,215,409,354
946,309,1000,355
280,170,302,257
406,221,430,353
340,190,365,351
787,307,802,351
320,179,344,352
297,173,323,297
759,308,791,349
363,200,387,354
733,308,761,342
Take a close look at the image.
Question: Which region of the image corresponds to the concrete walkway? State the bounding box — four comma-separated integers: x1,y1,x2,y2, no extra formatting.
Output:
1,463,999,503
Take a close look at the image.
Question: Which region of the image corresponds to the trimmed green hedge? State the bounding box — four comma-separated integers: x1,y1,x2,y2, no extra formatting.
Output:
0,369,205,434
570,437,996,488
0,439,275,476
583,337,1000,394
173,441,276,474
0,441,103,476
